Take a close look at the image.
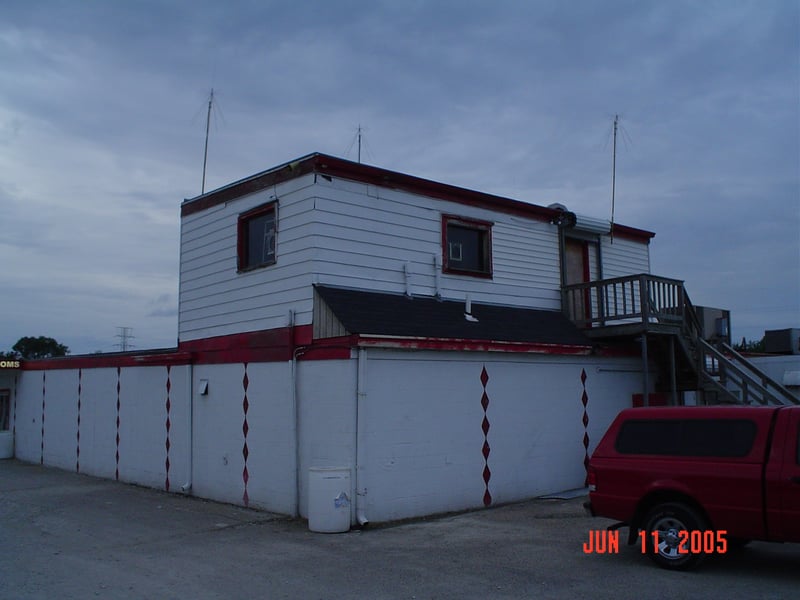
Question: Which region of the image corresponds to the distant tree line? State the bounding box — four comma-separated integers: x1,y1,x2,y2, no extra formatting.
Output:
733,336,765,353
1,336,69,360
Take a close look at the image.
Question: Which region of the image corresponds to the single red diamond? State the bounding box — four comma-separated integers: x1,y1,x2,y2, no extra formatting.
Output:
480,366,489,387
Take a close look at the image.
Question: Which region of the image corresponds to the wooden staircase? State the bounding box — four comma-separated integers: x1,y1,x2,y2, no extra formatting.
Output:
563,274,798,406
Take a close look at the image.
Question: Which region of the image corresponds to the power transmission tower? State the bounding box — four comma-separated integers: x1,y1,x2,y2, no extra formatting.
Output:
115,327,135,352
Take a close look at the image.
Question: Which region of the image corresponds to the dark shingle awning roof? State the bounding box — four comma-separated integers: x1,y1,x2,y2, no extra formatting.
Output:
314,285,591,348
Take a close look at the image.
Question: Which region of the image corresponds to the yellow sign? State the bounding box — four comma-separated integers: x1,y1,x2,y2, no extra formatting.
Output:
0,360,20,369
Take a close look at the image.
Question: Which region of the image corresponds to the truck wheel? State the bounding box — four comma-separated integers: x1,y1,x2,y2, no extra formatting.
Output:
643,503,708,571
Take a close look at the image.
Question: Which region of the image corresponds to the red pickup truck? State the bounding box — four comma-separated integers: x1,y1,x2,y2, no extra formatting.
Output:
586,405,800,569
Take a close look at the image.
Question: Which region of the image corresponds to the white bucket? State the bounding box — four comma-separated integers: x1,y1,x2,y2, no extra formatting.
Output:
308,467,351,533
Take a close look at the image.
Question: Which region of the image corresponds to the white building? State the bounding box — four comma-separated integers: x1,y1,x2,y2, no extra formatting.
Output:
8,153,694,525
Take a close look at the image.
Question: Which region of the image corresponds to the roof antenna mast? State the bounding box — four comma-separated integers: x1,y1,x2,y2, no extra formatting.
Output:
201,88,214,194
357,123,362,164
610,114,619,244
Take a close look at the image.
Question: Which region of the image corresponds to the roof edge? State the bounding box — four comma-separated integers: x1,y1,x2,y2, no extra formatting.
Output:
180,152,655,241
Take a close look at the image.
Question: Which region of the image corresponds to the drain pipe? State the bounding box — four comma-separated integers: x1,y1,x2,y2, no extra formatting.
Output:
290,309,301,518
355,348,369,526
181,363,194,493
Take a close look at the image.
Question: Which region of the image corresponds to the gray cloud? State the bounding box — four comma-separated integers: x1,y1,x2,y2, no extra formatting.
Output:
1,0,797,353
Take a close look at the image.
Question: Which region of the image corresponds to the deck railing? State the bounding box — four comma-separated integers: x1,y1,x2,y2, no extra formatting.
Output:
563,274,797,406
562,273,693,333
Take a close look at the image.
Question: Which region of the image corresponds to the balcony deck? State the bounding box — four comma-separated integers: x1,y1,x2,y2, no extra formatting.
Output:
562,274,701,341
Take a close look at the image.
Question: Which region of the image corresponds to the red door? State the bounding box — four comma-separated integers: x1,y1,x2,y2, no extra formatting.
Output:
564,238,591,323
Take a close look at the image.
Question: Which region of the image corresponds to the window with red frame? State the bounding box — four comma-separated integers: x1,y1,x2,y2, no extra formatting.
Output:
442,215,493,277
237,203,276,271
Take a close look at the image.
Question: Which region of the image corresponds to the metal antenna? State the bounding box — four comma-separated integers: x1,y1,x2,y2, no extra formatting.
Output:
610,114,618,244
357,124,362,163
201,88,214,194
345,124,372,163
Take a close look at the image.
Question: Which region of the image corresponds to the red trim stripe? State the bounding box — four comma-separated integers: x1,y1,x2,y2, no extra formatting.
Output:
181,153,655,243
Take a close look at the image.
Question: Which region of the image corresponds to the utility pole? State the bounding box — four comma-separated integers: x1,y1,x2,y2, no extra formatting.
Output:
115,327,135,352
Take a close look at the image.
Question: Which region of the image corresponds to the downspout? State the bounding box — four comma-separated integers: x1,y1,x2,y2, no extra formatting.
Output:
289,309,301,518
181,362,193,493
355,348,369,526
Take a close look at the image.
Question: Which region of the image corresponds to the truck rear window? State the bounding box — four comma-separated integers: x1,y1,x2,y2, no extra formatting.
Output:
615,419,757,457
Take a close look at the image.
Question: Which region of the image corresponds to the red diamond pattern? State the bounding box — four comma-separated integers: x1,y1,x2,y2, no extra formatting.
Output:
41,372,46,465
241,363,250,507
581,369,590,486
480,365,492,508
115,367,121,481
76,368,82,473
165,365,172,492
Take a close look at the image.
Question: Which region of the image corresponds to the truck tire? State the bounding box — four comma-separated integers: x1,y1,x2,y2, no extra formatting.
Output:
643,502,708,571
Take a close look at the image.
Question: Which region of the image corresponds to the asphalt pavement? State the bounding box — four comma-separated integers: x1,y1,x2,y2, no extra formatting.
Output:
1,459,798,599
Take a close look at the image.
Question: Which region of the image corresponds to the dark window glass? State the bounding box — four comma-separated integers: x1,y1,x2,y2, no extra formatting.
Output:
0,390,9,431
238,204,276,270
443,216,492,276
615,419,757,457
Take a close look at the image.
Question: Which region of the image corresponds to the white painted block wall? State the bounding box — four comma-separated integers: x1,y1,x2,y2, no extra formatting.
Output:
346,350,643,522
191,362,296,514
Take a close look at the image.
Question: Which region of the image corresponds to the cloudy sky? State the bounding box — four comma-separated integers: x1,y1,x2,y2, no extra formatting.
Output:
1,0,798,355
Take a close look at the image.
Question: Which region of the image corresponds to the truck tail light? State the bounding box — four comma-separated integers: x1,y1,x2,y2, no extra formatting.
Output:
587,467,597,492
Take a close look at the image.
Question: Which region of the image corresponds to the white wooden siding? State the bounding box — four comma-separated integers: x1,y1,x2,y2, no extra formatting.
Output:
178,175,317,341
310,177,563,310
178,170,652,340
600,235,651,278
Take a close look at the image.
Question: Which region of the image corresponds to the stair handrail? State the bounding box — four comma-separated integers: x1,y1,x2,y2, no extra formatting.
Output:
719,342,799,405
697,339,799,405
